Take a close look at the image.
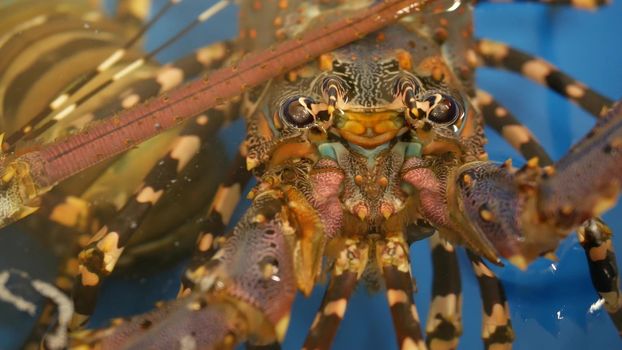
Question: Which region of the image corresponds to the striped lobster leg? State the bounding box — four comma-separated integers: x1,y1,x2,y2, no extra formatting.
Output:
467,252,514,350
578,218,622,335
475,89,552,165
379,234,427,350
180,149,253,295
302,238,368,350
425,234,462,350
475,38,613,118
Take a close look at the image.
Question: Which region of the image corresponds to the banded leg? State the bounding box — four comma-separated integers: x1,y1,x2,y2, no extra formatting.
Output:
475,89,553,165
379,235,427,350
180,149,253,294
425,234,462,350
303,239,368,350
71,188,303,349
475,38,613,118
578,218,622,335
467,252,514,350
71,101,238,328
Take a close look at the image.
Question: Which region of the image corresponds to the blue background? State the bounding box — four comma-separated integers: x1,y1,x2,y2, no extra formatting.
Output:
1,0,622,349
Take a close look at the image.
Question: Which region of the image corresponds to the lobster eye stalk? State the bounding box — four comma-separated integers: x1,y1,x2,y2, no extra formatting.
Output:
394,75,421,119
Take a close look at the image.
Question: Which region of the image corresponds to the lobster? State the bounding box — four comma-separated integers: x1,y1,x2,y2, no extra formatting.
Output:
0,0,621,349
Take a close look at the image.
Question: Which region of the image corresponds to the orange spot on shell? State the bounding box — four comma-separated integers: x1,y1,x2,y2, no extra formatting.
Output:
395,50,413,71
273,16,283,28
319,54,333,71
287,70,298,82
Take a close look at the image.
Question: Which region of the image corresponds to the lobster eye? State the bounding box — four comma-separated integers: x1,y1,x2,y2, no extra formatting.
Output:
282,97,315,128
426,94,462,125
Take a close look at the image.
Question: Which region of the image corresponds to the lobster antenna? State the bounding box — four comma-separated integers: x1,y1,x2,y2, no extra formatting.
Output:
6,0,230,148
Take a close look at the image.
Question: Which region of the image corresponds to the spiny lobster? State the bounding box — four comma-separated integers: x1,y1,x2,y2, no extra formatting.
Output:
0,0,621,349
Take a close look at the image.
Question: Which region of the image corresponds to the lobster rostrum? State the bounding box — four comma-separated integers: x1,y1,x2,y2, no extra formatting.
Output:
0,0,621,349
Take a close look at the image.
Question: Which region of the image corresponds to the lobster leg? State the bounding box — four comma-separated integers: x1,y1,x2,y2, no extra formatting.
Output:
379,235,427,350
475,38,613,118
578,218,622,335
466,252,514,350
72,188,302,349
180,149,252,295
425,233,462,350
475,90,552,165
302,238,368,350
71,101,239,328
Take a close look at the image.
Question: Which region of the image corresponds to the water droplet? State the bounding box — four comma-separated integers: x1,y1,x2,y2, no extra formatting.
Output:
589,298,605,314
